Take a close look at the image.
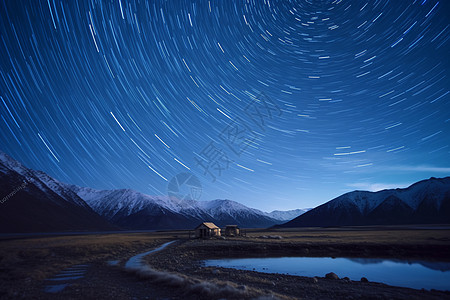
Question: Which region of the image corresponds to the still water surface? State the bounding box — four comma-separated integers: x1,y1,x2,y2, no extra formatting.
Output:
204,257,450,291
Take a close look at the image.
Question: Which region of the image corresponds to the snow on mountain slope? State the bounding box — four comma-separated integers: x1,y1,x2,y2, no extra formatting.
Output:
396,177,450,210
0,150,309,230
0,151,30,175
0,151,88,208
71,188,300,226
70,187,295,229
331,177,450,214
32,170,88,207
266,209,311,221
279,177,450,228
0,151,115,232
196,199,266,217
69,186,168,220
69,185,206,220
330,190,392,214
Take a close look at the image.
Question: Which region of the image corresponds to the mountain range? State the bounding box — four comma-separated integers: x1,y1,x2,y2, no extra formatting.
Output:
0,151,306,233
0,151,115,233
1,150,448,233
278,176,450,228
69,185,306,230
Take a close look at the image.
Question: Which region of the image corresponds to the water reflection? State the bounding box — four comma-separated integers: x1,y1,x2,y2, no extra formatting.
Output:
204,257,450,291
348,258,450,272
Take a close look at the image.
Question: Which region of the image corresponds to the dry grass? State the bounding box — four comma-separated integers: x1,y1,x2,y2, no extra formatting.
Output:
1,227,448,282
126,264,263,299
246,226,450,245
142,227,450,300
0,231,187,282
1,227,449,299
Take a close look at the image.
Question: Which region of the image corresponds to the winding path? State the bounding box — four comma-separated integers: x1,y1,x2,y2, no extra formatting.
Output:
125,240,177,270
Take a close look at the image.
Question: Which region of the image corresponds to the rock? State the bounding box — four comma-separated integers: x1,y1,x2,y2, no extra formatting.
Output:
312,277,319,284
342,277,350,283
211,269,220,275
237,285,246,291
325,272,339,280
361,277,369,282
268,235,282,239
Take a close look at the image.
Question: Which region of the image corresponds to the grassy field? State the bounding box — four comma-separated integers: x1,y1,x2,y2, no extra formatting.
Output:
205,226,450,261
0,226,449,299
0,231,187,282
250,226,450,248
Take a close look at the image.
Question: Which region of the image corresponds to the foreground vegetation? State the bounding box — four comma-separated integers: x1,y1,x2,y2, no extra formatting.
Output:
0,226,449,299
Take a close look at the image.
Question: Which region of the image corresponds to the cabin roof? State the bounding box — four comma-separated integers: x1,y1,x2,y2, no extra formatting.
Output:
196,222,219,229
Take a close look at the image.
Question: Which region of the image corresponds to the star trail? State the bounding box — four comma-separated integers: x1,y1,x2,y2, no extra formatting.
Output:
0,0,449,211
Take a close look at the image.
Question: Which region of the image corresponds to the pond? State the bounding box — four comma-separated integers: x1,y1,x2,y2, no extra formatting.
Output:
203,257,450,291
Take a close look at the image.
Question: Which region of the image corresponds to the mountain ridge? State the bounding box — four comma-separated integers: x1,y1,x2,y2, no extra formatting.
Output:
277,176,450,228
69,185,304,229
0,151,307,232
0,151,116,233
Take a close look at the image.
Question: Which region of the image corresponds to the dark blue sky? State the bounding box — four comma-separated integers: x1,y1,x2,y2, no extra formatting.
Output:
1,0,449,211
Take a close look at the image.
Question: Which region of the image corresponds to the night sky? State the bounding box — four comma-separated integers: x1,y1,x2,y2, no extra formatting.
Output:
1,0,449,211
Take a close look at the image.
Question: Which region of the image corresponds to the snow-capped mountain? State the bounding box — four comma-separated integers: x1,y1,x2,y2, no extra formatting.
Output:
2,151,449,232
265,209,311,221
0,151,115,233
278,177,450,228
0,151,88,208
66,185,210,229
69,186,285,229
194,199,282,228
0,151,303,231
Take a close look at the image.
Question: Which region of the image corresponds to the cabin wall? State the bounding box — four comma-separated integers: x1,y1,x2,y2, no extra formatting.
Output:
195,226,221,238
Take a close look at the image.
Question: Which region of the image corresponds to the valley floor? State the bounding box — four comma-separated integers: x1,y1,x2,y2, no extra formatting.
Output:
1,226,450,299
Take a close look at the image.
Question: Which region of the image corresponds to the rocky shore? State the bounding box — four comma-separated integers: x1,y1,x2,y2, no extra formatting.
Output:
1,228,449,299
144,237,450,299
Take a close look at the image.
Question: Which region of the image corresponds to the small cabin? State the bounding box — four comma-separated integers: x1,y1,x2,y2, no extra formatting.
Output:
224,225,240,236
195,222,221,238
